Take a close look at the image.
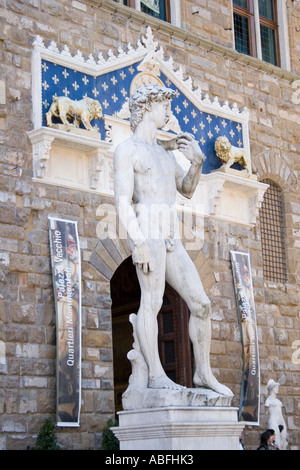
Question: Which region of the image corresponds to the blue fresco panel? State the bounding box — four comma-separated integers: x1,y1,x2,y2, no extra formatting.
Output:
41,60,244,174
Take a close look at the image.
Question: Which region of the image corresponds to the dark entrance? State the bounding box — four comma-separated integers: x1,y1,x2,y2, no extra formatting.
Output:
110,256,193,412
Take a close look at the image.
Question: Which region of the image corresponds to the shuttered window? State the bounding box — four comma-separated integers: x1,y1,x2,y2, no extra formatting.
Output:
259,180,287,283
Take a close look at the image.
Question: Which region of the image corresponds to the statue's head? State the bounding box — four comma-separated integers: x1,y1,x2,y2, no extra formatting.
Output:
129,84,175,132
267,379,279,392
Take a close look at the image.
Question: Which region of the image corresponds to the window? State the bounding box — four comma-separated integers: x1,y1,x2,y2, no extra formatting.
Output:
259,180,287,283
233,0,280,66
233,0,255,57
113,0,171,22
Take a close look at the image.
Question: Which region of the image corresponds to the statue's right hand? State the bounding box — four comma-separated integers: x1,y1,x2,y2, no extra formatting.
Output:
132,241,153,274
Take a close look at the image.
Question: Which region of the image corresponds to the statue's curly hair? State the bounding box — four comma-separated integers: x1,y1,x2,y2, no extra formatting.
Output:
129,84,175,132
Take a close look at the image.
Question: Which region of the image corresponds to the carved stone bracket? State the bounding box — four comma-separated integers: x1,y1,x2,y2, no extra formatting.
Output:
204,176,226,217
88,148,105,190
201,171,269,225
28,127,111,191
28,129,54,178
174,163,268,226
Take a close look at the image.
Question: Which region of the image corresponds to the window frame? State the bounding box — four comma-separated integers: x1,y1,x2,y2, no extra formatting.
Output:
114,0,172,23
233,1,257,58
233,0,281,67
259,0,280,66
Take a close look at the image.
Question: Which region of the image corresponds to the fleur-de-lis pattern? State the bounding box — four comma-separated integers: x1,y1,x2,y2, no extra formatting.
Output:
42,60,244,174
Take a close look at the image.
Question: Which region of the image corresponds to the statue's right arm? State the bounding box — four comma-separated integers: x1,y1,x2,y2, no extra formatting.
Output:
114,142,134,214
114,143,152,273
114,142,138,242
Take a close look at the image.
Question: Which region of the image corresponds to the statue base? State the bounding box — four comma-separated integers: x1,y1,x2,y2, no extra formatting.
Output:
122,386,233,410
111,387,244,450
213,166,258,180
112,405,244,450
48,123,100,139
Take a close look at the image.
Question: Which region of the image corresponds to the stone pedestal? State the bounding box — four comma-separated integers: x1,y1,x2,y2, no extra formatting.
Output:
111,388,244,450
213,166,258,180
112,406,244,450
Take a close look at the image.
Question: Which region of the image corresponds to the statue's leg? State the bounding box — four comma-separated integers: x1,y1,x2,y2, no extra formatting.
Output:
166,241,233,396
135,240,184,390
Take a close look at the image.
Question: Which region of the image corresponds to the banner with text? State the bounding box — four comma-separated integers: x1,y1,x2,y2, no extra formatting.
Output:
49,217,81,427
230,251,260,424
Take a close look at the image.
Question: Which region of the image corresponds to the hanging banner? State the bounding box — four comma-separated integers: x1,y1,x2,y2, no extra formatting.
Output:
48,217,81,427
230,251,260,425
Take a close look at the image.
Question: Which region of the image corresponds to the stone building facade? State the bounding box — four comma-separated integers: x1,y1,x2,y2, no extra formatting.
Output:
0,0,299,450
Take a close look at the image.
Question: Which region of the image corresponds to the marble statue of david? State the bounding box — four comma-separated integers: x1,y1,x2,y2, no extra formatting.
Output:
114,83,232,397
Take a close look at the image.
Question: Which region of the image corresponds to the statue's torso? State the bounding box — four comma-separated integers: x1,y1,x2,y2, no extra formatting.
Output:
131,142,179,240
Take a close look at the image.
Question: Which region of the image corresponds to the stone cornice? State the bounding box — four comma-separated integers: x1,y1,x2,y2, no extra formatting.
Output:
91,0,299,82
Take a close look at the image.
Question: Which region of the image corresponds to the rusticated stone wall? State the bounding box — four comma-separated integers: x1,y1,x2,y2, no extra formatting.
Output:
0,0,299,450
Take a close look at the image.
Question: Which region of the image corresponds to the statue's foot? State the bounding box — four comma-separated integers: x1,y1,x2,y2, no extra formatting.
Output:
149,375,186,390
193,372,233,397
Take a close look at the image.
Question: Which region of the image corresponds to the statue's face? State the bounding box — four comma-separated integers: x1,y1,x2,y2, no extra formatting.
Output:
150,100,171,129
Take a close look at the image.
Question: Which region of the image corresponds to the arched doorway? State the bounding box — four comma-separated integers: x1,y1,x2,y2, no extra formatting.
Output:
110,256,193,412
